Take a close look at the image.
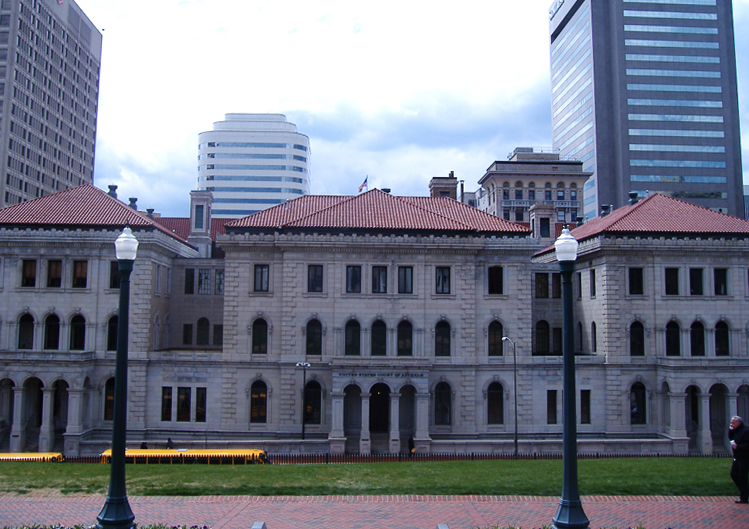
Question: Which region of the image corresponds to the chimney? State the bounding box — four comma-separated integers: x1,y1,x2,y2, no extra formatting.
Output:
628,191,639,205
128,197,138,210
600,204,611,217
449,171,455,179
107,185,118,199
146,208,154,219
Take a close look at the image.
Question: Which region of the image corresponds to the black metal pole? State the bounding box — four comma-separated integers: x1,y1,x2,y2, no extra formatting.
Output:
301,365,307,440
97,259,135,529
552,260,589,529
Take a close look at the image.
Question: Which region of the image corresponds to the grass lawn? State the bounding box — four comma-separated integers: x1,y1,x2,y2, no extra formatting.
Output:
0,457,734,497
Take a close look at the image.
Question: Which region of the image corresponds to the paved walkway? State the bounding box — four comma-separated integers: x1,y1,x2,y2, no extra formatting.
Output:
0,495,746,528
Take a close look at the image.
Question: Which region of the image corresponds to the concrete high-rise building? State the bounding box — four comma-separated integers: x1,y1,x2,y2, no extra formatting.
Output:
0,0,101,208
549,0,744,218
197,113,311,219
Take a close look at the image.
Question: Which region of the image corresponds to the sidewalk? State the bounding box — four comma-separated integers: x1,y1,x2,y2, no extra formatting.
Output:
0,495,746,529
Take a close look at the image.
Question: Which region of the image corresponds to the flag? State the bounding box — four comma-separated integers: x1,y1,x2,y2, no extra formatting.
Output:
358,176,368,193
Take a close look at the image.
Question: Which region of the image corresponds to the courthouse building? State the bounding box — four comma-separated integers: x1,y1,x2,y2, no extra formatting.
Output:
0,184,747,456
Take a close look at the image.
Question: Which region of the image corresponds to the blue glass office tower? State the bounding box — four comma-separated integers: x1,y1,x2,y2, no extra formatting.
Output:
549,0,743,218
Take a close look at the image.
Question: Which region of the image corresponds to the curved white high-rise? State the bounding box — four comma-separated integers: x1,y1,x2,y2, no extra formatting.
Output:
197,114,311,218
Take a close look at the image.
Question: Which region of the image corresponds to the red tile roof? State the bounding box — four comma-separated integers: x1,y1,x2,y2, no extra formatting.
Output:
226,189,529,234
156,217,231,241
535,192,749,257
0,184,191,244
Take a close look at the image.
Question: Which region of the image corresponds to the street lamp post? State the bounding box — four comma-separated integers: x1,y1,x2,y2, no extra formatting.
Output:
501,336,519,460
296,362,311,440
552,225,589,529
97,225,138,529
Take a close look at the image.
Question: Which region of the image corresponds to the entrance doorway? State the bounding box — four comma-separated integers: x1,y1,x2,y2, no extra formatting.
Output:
369,383,390,433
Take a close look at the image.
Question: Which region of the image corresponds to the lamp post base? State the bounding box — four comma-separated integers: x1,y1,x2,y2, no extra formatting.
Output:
97,494,135,529
552,498,590,529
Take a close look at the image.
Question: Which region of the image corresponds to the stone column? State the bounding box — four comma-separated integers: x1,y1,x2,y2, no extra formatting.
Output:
9,387,24,452
698,392,713,455
38,387,55,452
359,392,371,454
64,388,84,457
328,391,346,454
389,393,400,453
414,392,431,453
728,393,739,419
669,392,689,454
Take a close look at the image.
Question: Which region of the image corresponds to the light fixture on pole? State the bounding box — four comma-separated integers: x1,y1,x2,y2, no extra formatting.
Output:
296,362,311,440
551,225,589,529
97,225,138,529
502,336,519,460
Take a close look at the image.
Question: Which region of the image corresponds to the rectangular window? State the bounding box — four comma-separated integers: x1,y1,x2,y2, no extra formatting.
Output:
535,272,549,298
547,390,558,425
346,265,361,293
196,387,206,423
213,324,223,346
215,269,225,295
714,268,727,296
545,190,552,201
372,265,387,293
155,264,162,293
665,267,679,295
503,189,509,200
184,268,195,294
488,266,503,294
503,209,510,220
435,267,450,294
47,259,61,287
552,273,561,298
182,324,193,345
72,260,87,288
514,189,523,200
21,259,36,287
581,390,591,425
552,327,562,354
194,204,204,230
557,190,565,200
629,267,644,295
166,267,172,294
198,268,211,294
515,210,523,222
254,264,269,292
161,387,172,421
308,265,323,292
177,387,191,422
576,272,582,298
557,210,565,222
689,268,703,295
398,266,413,294
571,210,578,223
540,218,550,237
110,261,121,289
589,269,596,297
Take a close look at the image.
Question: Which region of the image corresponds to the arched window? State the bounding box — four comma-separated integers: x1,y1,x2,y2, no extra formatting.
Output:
44,314,60,350
371,320,386,356
252,318,268,354
344,320,361,356
196,317,210,345
690,321,705,356
434,382,451,425
487,382,504,424
250,381,267,424
435,321,450,357
577,321,583,353
306,319,322,356
535,320,550,354
631,382,647,425
106,316,118,351
630,321,644,356
666,321,680,356
70,315,86,350
488,321,503,356
591,321,597,353
397,321,412,356
715,321,729,357
104,377,115,420
304,380,322,425
18,313,34,350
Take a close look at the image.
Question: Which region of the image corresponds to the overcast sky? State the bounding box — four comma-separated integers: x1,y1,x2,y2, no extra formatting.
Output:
76,0,749,218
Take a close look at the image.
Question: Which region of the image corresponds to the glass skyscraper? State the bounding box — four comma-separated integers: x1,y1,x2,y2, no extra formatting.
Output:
197,114,310,219
549,0,743,218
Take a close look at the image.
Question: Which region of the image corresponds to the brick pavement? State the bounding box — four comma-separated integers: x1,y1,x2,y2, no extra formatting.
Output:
0,495,746,529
